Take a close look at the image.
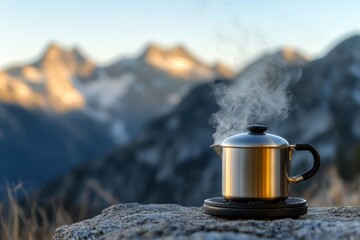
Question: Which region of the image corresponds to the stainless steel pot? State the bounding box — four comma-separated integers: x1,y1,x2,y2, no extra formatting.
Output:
211,125,320,202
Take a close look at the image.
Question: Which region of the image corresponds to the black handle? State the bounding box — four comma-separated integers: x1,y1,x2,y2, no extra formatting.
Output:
294,143,321,181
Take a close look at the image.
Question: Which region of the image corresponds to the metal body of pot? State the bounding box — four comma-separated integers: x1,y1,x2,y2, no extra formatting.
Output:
211,125,320,202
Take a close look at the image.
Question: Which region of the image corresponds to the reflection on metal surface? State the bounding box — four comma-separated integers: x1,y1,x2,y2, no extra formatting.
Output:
287,175,304,184
288,145,295,161
222,147,290,201
210,144,223,158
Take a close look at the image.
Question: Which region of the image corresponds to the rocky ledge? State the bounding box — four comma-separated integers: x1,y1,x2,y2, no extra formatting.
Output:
53,204,360,239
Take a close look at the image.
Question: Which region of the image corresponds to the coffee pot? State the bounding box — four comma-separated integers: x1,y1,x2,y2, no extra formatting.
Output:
210,125,320,202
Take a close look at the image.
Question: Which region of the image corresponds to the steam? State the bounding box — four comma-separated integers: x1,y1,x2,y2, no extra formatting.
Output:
211,55,302,144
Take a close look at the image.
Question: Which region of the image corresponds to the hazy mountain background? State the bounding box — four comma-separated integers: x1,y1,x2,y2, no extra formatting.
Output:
0,42,232,192
2,1,359,239
34,35,360,216
1,34,360,219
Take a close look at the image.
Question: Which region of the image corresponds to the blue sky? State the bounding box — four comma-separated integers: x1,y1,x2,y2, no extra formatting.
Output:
0,0,359,69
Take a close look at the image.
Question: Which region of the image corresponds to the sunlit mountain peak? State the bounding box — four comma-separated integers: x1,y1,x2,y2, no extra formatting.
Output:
0,71,45,108
141,43,216,80
3,42,89,112
1,42,233,116
276,47,309,65
37,43,96,77
43,42,63,59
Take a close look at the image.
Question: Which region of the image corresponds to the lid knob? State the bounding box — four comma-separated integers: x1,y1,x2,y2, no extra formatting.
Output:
247,125,267,134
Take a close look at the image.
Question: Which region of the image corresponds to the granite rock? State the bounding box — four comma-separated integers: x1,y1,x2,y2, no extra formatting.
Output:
53,203,360,240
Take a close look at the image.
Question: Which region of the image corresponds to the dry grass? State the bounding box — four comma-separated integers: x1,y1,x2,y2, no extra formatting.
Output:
0,184,75,240
0,179,117,240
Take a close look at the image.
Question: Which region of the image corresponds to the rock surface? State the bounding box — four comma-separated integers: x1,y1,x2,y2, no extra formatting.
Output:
53,203,360,240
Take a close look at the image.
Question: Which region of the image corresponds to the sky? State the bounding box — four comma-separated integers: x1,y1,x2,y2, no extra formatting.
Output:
0,0,359,70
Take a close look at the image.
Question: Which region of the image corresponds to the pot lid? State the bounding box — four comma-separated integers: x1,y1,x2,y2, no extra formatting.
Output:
221,125,289,148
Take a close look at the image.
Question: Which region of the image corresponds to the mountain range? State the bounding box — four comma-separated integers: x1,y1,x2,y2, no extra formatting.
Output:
3,42,233,142
38,35,360,215
0,43,233,190
3,34,360,214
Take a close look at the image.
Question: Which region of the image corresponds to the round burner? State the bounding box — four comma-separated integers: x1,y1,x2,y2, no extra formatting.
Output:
203,197,307,219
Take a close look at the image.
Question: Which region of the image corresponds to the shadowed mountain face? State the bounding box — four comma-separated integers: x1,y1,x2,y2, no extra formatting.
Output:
39,35,360,213
0,104,114,192
283,35,360,179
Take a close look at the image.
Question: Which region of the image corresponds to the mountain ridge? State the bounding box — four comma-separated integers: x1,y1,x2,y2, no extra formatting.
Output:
2,42,234,114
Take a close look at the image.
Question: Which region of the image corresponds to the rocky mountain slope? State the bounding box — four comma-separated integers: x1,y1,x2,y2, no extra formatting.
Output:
81,43,232,143
1,43,232,190
40,35,360,214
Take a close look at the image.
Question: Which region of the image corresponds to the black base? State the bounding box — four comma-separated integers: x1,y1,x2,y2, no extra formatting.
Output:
203,197,307,219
